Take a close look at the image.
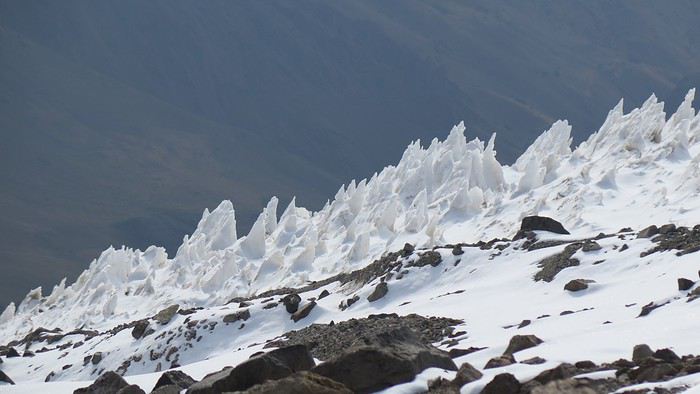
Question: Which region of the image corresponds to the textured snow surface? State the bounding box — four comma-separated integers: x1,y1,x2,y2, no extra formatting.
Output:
2,90,700,393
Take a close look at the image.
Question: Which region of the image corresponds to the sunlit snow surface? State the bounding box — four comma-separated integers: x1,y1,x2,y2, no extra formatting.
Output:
2,90,700,393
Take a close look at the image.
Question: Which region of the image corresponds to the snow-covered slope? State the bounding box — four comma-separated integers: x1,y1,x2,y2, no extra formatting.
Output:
2,90,700,393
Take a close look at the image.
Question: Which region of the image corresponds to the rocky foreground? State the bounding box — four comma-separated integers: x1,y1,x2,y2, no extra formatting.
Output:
2,217,700,393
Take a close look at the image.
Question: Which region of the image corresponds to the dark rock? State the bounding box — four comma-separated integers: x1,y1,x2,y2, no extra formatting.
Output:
574,360,597,369
532,363,577,384
291,301,317,322
223,309,251,323
448,347,485,358
262,302,278,310
239,301,252,308
151,385,181,394
153,370,196,390
504,334,543,355
484,354,515,369
367,282,389,302
318,290,330,300
653,348,680,363
637,225,659,238
515,216,570,239
517,319,531,328
131,320,149,340
402,243,415,256
339,295,359,311
312,327,456,394
451,245,464,256
282,293,302,314
4,348,19,358
74,371,129,394
115,384,145,394
564,279,589,292
581,241,602,252
187,345,314,393
154,305,180,325
638,301,669,317
452,362,482,387
240,371,352,394
23,351,34,357
619,244,629,252
521,356,547,365
411,251,442,267
560,310,574,315
659,224,677,234
678,278,695,291
632,344,654,364
530,378,605,394
0,369,14,385
427,377,458,394
91,352,103,365
481,373,520,394
629,361,679,383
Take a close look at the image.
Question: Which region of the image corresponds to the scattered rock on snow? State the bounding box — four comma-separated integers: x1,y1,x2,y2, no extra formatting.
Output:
448,347,485,359
521,356,547,365
131,320,149,340
223,309,251,323
637,225,659,238
484,354,515,369
678,278,695,291
452,362,483,387
367,282,388,302
514,216,570,240
581,241,602,252
318,290,330,300
451,245,464,256
504,334,543,355
282,294,302,314
564,279,590,292
291,301,316,322
534,243,582,282
0,369,14,385
154,305,180,325
410,251,442,267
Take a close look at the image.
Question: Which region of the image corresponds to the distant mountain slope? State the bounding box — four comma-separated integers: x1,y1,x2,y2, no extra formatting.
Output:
1,0,700,305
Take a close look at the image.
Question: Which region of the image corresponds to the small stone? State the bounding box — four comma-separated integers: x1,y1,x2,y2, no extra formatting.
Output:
282,293,302,314
238,301,252,308
91,352,103,365
367,282,389,302
318,290,330,300
564,279,589,292
452,245,464,256
4,348,19,358
632,344,654,363
153,370,196,391
448,347,485,358
637,225,659,238
678,278,695,291
574,360,597,369
521,356,546,365
619,244,629,252
482,373,520,394
291,301,317,322
517,319,531,328
504,334,543,355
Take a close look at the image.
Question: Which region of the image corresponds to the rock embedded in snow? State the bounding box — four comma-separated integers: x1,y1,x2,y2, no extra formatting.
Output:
318,290,330,300
581,241,602,252
0,369,14,385
532,363,578,385
484,354,515,369
131,320,149,340
521,356,547,365
367,282,388,302
678,277,695,291
452,362,483,387
504,334,543,355
91,352,103,365
410,251,442,267
154,305,180,325
481,373,520,394
291,301,316,323
637,225,659,238
74,371,128,394
2,348,19,358
451,245,464,256
223,309,251,323
564,279,590,292
282,294,302,314
514,216,570,240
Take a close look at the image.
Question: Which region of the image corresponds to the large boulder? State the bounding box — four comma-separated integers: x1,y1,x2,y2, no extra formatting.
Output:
515,216,570,239
291,301,317,322
153,370,196,391
0,369,14,385
367,282,389,302
238,371,352,393
154,305,180,325
282,294,302,314
481,373,520,394
632,344,654,364
131,320,149,340
504,334,543,355
74,371,129,394
312,327,456,394
115,385,144,394
186,345,314,394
